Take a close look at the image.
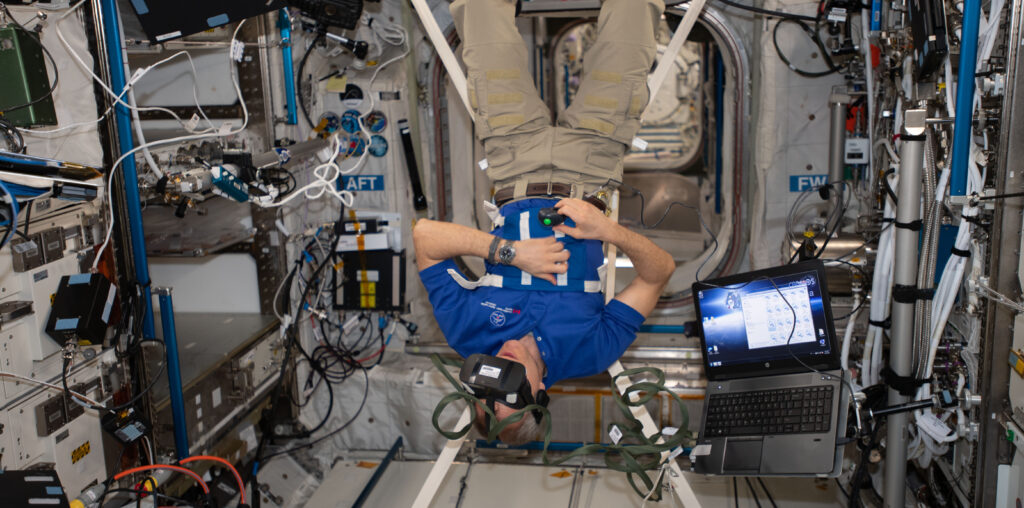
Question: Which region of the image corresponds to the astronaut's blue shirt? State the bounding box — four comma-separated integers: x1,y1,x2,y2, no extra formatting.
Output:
418,200,646,386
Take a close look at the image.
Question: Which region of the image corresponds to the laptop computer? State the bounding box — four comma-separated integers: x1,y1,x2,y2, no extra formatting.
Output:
690,259,848,476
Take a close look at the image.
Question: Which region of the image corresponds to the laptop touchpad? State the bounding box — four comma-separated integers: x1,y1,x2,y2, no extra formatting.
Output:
723,439,763,472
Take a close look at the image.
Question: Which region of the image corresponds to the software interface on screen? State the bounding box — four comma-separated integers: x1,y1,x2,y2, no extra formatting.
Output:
697,270,832,368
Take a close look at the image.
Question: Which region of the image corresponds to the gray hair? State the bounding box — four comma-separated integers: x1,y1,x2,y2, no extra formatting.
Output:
473,406,547,446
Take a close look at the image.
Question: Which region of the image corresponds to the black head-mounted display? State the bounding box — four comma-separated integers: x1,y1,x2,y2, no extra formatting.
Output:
459,353,549,425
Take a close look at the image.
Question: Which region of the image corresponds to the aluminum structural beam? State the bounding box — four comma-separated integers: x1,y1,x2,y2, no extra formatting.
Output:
883,110,926,508
156,287,190,460
828,90,850,185
949,0,981,196
97,0,156,338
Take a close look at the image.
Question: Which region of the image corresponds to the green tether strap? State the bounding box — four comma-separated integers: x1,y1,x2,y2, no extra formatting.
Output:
429,354,693,500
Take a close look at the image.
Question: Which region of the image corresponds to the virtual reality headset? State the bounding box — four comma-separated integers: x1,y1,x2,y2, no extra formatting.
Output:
459,353,549,424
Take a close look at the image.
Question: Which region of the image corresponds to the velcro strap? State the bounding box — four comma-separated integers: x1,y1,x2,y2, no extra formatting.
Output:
961,214,984,225
950,246,970,258
868,316,892,329
893,284,935,304
894,219,923,231
881,366,930,397
901,133,927,141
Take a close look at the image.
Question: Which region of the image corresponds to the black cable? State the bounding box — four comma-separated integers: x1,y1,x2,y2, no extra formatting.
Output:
787,246,801,263
21,199,30,238
787,182,850,264
830,224,891,262
625,185,719,281
0,116,25,153
268,247,348,440
772,17,840,78
259,364,370,462
848,387,886,507
297,32,326,130
715,0,818,21
812,182,850,259
818,259,868,321
0,210,13,250
772,277,862,435
835,478,850,499
881,168,898,205
61,340,168,414
756,478,778,508
820,257,869,281
374,321,387,366
974,190,1024,202
0,4,59,116
733,477,739,508
250,220,347,503
745,477,763,508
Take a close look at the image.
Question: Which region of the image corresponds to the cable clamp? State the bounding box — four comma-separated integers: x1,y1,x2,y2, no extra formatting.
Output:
893,284,935,304
950,246,970,258
894,219,923,231
880,366,930,397
868,316,891,329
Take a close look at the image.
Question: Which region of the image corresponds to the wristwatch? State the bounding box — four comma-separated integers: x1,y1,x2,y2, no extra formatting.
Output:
497,240,517,265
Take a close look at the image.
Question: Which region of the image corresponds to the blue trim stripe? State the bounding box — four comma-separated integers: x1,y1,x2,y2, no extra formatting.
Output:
68,274,91,285
207,14,230,27
129,0,149,15
54,318,79,331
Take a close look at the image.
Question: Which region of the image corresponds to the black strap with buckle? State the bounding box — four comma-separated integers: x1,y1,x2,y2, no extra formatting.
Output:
493,183,608,213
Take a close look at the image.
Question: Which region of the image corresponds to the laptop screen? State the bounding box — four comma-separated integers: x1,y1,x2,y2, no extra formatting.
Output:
692,260,840,380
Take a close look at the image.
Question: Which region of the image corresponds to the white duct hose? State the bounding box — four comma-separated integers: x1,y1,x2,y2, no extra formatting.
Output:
128,87,163,179
863,182,896,386
840,292,862,371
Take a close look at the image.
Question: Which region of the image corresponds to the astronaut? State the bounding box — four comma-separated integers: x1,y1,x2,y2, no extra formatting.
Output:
413,0,673,443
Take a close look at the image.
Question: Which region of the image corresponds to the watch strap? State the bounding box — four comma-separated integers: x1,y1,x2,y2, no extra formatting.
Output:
487,236,501,264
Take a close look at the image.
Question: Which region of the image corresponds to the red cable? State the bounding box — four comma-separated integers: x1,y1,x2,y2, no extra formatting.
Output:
112,464,210,494
179,455,246,505
356,342,386,363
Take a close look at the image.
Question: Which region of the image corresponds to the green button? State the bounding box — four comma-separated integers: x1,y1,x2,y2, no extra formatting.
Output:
543,218,551,225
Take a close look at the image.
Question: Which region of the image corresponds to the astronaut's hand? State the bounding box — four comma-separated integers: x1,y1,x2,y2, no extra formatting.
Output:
511,237,570,285
552,198,615,242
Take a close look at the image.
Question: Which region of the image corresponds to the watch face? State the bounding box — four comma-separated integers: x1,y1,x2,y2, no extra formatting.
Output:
499,243,516,264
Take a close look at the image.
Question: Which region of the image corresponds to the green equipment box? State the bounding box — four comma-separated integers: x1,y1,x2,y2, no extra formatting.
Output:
0,25,57,127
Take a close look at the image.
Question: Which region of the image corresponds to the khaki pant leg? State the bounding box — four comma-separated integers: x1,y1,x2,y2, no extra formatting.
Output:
450,0,554,185
554,0,664,189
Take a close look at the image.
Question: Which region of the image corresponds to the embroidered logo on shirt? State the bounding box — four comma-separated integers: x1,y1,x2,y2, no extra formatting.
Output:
489,311,506,327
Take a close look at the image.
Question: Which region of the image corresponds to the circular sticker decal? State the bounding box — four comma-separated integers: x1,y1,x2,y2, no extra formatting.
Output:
341,133,366,157
318,112,341,133
341,83,364,108
368,135,389,157
340,109,362,134
364,110,388,133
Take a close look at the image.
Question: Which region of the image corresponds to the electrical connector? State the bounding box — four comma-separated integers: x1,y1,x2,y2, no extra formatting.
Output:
401,319,417,334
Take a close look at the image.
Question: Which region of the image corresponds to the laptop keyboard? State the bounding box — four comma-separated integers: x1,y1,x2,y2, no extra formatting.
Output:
704,385,834,437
